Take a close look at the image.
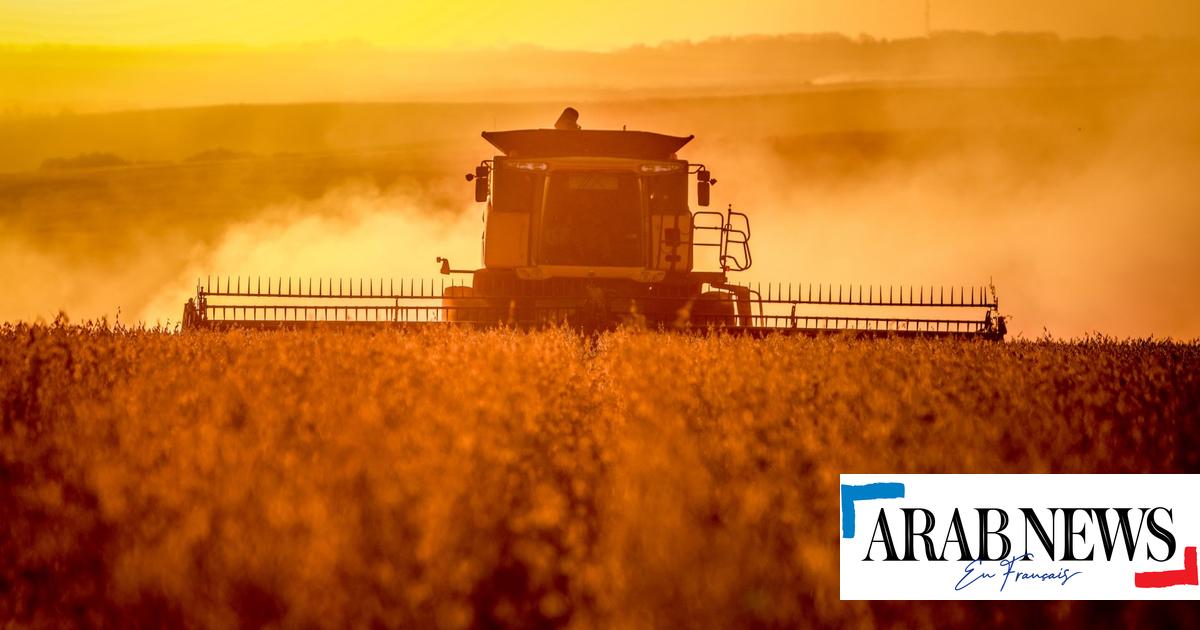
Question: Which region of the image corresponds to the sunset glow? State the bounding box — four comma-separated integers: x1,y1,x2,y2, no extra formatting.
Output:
2,0,1198,48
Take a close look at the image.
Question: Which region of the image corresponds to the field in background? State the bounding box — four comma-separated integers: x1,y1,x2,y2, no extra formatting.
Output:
4,33,1195,179
3,32,1197,114
2,324,1197,627
2,77,1199,338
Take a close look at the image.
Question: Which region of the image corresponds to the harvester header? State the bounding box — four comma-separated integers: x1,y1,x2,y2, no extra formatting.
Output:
184,108,1005,339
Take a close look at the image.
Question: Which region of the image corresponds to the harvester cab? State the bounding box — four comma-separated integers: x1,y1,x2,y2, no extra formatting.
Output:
183,108,1005,339
444,109,753,328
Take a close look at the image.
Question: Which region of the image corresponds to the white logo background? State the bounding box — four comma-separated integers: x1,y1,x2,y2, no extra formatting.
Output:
840,474,1200,600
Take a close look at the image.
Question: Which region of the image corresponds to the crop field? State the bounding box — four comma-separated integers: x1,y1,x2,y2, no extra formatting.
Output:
2,323,1197,627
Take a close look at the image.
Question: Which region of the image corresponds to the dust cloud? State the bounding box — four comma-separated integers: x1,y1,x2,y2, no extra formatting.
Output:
737,158,1200,339
717,124,1200,339
660,79,1200,339
137,189,482,326
1,183,482,329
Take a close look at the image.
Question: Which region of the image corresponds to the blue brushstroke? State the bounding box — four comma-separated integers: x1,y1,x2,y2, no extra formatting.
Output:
841,482,906,538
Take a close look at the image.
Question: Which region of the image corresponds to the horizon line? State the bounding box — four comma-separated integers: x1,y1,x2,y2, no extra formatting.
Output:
0,29,1193,56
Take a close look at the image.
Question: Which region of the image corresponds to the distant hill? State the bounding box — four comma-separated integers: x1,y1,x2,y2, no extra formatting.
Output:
3,74,1196,174
1,32,1196,114
40,151,129,171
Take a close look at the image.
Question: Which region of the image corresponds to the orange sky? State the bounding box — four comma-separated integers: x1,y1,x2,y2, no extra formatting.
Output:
1,0,1198,49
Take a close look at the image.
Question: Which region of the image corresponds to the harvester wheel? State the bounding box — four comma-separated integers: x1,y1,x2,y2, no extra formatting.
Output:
182,299,200,331
442,286,476,322
692,291,736,328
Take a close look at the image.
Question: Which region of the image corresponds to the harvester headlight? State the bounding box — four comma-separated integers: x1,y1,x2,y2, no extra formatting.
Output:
639,163,682,173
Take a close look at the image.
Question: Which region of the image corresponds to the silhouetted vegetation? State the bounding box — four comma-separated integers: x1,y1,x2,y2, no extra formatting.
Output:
185,147,255,163
1,324,1197,627
39,151,128,171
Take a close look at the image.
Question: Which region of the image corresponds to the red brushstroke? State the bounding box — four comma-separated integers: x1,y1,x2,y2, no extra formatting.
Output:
1135,546,1198,588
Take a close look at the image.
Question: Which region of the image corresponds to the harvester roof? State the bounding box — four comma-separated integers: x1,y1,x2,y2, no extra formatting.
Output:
481,129,694,160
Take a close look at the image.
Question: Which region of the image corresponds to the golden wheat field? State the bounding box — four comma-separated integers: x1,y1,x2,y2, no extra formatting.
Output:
2,322,1197,628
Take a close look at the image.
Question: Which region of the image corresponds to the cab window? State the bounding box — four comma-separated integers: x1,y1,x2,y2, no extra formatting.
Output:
541,171,642,266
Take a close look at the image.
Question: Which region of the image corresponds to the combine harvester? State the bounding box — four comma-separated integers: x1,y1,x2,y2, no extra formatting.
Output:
182,108,1005,339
